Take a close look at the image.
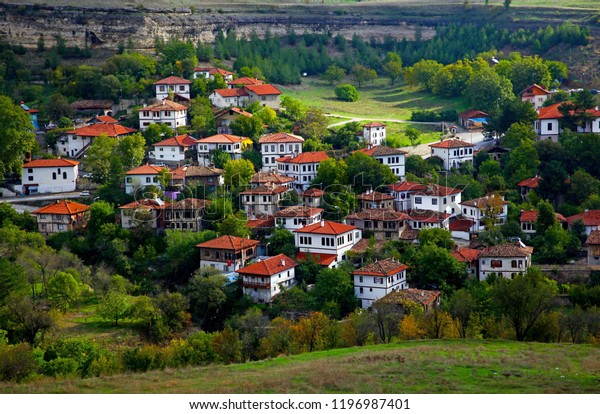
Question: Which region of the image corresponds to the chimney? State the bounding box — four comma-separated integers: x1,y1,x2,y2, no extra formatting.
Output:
320,220,325,227
281,259,286,266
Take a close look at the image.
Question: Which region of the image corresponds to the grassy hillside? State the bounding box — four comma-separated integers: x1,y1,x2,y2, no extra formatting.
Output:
3,340,599,393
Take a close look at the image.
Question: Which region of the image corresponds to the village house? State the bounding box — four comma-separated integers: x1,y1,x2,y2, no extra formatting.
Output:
244,84,282,109
357,190,395,210
449,216,476,240
517,176,540,199
356,145,406,180
294,220,362,268
429,138,476,171
193,67,234,81
250,171,295,189
406,210,451,231
215,107,253,134
478,242,533,281
520,209,567,234
409,184,463,216
209,83,282,109
184,166,224,194
534,102,600,142
300,188,325,208
387,181,427,211
148,134,197,165
138,99,188,131
239,254,297,303
376,289,441,314
259,132,304,172
154,76,191,101
276,151,330,192
346,209,409,241
20,158,79,195
460,194,510,232
451,246,481,278
585,230,600,266
124,164,165,195
164,198,209,231
274,205,323,231
71,100,114,117
521,84,551,110
32,200,90,236
362,122,386,147
196,134,252,166
227,77,264,88
58,122,136,159
119,198,169,231
458,109,489,130
240,183,290,216
209,88,249,108
196,235,260,272
566,210,600,236
353,258,409,309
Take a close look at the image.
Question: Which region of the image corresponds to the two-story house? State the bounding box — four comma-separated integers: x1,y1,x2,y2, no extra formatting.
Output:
356,146,406,179
357,190,395,210
32,200,90,236
566,210,600,236
185,166,224,194
20,158,79,195
460,194,510,232
534,102,600,142
240,183,290,216
215,107,253,135
244,84,282,110
478,242,533,281
521,84,551,110
362,122,386,147
406,210,451,231
138,99,188,131
196,235,260,272
58,123,136,159
294,220,362,268
346,209,409,241
119,198,169,231
164,198,209,231
259,132,304,172
300,188,325,208
387,181,428,211
154,76,191,101
209,88,250,109
239,254,297,303
353,258,409,308
148,134,197,165
196,134,253,166
411,184,463,216
276,151,330,192
451,247,481,278
124,164,165,195
193,67,234,81
274,205,323,231
521,209,567,235
209,84,282,109
250,171,295,189
429,138,476,171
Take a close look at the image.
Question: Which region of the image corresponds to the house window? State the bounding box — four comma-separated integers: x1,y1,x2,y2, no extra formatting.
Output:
414,197,422,205
28,176,34,181
548,123,553,131
28,168,33,173
432,199,438,205
52,172,57,180
146,177,151,183
491,260,502,268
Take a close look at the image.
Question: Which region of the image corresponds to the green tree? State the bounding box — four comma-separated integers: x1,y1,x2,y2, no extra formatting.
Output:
4,295,55,344
418,228,455,250
189,97,216,135
312,268,358,318
223,159,255,190
0,96,36,181
0,258,28,307
47,271,80,313
280,96,306,123
186,269,228,331
321,64,346,85
536,200,556,236
412,244,466,294
230,116,264,142
345,152,397,193
567,169,599,205
334,84,359,102
142,123,174,146
164,229,217,283
404,60,443,91
466,68,514,114
448,289,477,338
504,140,539,187
351,64,377,88
510,55,551,94
488,101,539,136
405,126,421,146
268,229,296,257
501,122,537,149
299,108,329,142
217,214,250,238
85,135,117,183
382,52,403,85
97,290,131,326
45,93,73,121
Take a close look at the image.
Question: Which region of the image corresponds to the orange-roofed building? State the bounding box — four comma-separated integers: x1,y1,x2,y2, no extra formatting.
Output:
535,102,600,142
566,210,600,236
517,176,540,199
209,82,281,109
356,145,406,179
276,151,330,192
197,235,260,272
58,123,136,159
244,84,282,109
138,99,188,131
119,197,170,231
294,220,362,268
240,183,291,216
362,122,387,147
274,205,324,231
300,187,325,208
259,132,304,172
196,133,253,166
124,164,165,195
451,246,481,277
227,77,264,88
521,84,551,109
353,258,409,308
215,107,253,135
149,134,197,164
33,200,90,236
194,67,234,81
520,209,567,234
429,138,476,171
239,254,298,303
87,115,118,124
154,75,192,101
387,181,428,211
357,190,395,210
20,158,79,195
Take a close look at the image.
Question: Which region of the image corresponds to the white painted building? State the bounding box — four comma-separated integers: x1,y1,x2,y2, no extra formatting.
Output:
196,235,260,273
276,151,330,192
20,158,79,195
209,84,282,109
193,67,234,81
294,220,362,267
240,184,290,216
406,210,451,231
566,210,600,236
239,254,297,303
387,181,428,211
259,132,304,172
196,134,252,166
353,258,409,309
362,122,386,147
209,88,250,109
429,138,476,171
460,194,509,232
138,99,188,131
124,164,164,195
148,134,197,164
58,123,136,159
154,76,192,101
274,205,323,231
478,242,533,281
521,84,551,110
411,184,463,216
356,145,406,180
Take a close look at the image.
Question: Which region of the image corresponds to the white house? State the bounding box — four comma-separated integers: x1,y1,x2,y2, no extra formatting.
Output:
138,99,188,131
239,254,297,303
196,134,253,166
154,76,192,101
239,183,290,216
353,258,409,309
209,84,282,109
460,194,509,232
534,102,600,142
193,67,234,81
566,210,600,236
124,164,165,195
148,134,197,164
357,190,395,210
20,158,79,195
276,151,330,192
362,122,386,147
410,184,463,216
259,132,304,172
387,181,428,211
294,220,362,268
521,210,567,235
478,242,533,281
58,123,136,159
250,171,295,189
274,205,323,231
521,84,551,110
196,235,260,272
300,188,325,208
119,198,169,230
209,88,250,109
356,145,406,179
429,138,476,170
406,210,451,231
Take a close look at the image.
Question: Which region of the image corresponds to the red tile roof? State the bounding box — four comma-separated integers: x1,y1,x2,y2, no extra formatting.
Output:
517,176,540,188
407,210,450,223
430,138,476,149
277,151,329,164
459,109,488,119
238,254,297,276
33,200,90,215
415,184,462,196
357,145,406,157
126,165,164,175
153,134,197,147
346,208,408,222
247,216,275,229
67,123,136,137
363,122,386,128
294,220,356,235
301,188,325,197
566,210,600,227
521,84,551,97
196,134,247,144
196,235,260,251
461,194,509,208
244,84,282,96
215,107,253,118
295,252,338,267
167,198,209,210
451,247,481,263
585,229,600,245
140,100,187,112
259,132,304,143
23,158,79,168
479,243,533,258
240,184,289,195
195,67,234,77
449,216,475,232
357,191,394,202
213,88,249,98
537,102,600,120
520,210,566,223
228,77,264,86
154,75,191,85
93,115,118,124
119,199,169,210
388,181,427,192
353,258,408,276
274,206,323,218
251,172,295,185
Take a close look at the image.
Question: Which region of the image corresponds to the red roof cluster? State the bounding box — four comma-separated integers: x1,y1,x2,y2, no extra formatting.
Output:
126,165,165,175
245,84,282,96
301,188,325,197
566,210,600,227
238,254,297,277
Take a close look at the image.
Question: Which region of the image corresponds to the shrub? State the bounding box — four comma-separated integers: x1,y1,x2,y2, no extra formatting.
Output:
122,345,166,373
0,343,38,382
41,357,79,378
43,338,99,378
186,331,217,365
88,352,120,377
334,83,359,102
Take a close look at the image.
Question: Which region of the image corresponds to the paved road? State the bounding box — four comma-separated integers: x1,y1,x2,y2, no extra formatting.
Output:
0,191,86,204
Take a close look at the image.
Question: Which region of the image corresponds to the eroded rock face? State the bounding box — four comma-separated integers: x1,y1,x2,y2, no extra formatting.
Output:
0,3,434,50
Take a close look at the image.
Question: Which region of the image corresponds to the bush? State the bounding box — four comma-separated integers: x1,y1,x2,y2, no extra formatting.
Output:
122,345,166,373
41,357,79,378
88,352,120,377
334,83,359,102
410,109,457,122
0,343,38,382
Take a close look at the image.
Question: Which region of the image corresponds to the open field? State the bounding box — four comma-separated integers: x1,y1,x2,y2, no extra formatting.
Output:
3,340,599,393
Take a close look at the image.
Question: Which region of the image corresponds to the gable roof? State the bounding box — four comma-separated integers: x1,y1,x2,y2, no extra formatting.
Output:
140,99,187,112
451,247,481,263
520,210,567,223
167,198,209,210
479,243,533,258
215,107,253,119
227,77,264,86
213,88,249,98
449,216,476,232
33,200,90,215
66,123,136,137
126,165,164,175
196,235,259,251
378,289,441,307
247,216,275,229
295,252,338,267
517,176,540,188
277,151,329,164
119,198,169,210
349,238,386,254
586,229,600,245
92,115,118,124
152,134,197,147
251,171,295,185
196,134,247,144
238,254,297,276
537,101,600,120
566,210,600,227
274,205,323,218
521,83,551,97
185,166,223,178
154,75,191,85
461,194,509,208
358,145,407,157
346,208,408,222
194,67,234,76
357,191,394,202
353,258,408,276
458,109,488,119
363,121,386,128
259,132,304,143
244,84,282,96
414,184,462,197
240,184,289,195
294,220,356,235
23,158,79,168
388,181,428,192
430,138,476,149
301,188,325,197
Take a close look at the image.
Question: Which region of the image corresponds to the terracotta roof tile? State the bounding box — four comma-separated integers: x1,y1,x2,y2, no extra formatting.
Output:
33,200,90,215
259,132,304,143
119,199,169,210
215,107,253,118
449,216,475,232
277,151,329,164
353,258,409,276
23,158,79,168
357,191,394,202
399,227,419,241
196,134,247,144
451,247,481,263
227,77,264,86
185,166,223,178
238,254,297,276
244,84,282,95
521,84,551,97
213,88,249,98
346,208,408,221
363,122,386,128
566,210,600,227
167,198,209,210
301,188,326,197
251,172,295,185
458,109,488,119
154,75,191,85
196,235,259,251
140,99,187,112
274,206,323,218
349,238,386,254
295,252,338,266
195,67,234,77
357,145,407,157
586,229,600,245
407,210,450,223
414,184,462,196
126,165,164,175
247,216,275,229
152,134,197,147
66,123,136,137
430,138,476,149
92,115,118,124
294,220,356,235
517,176,540,188
388,181,427,192
479,243,533,258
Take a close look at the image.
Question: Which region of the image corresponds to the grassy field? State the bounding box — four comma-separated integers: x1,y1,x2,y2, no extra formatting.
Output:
3,340,599,393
